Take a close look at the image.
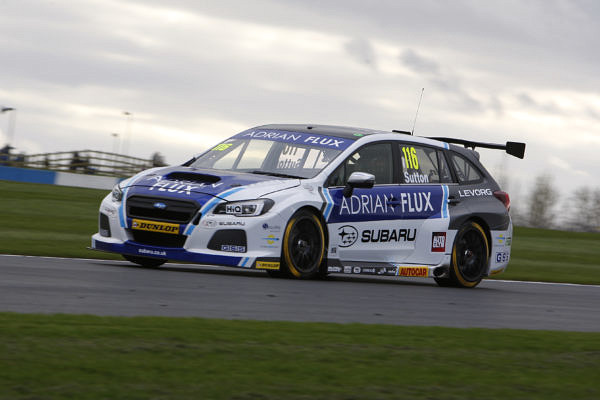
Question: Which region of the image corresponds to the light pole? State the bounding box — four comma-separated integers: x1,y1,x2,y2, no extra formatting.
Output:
111,132,120,174
111,133,120,154
1,107,16,146
122,111,132,155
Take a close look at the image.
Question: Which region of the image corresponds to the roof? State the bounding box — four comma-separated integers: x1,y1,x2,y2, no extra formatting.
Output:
252,124,403,139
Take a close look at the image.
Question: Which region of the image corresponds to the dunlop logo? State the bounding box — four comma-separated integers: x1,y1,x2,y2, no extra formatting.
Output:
256,261,280,270
131,219,180,235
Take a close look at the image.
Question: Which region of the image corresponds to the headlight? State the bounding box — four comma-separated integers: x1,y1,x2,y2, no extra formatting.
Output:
213,199,274,217
111,184,123,202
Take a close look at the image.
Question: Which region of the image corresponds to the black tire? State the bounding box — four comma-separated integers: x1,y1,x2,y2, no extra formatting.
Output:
440,221,489,288
433,277,455,287
266,269,288,278
122,254,167,268
280,210,326,279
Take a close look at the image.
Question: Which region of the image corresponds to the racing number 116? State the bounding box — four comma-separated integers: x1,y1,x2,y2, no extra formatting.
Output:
402,146,419,169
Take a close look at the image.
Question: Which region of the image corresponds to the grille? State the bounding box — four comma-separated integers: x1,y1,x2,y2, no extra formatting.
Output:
126,196,198,224
207,229,247,253
130,230,187,247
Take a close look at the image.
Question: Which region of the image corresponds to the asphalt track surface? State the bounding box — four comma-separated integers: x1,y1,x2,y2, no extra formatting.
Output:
1,254,599,332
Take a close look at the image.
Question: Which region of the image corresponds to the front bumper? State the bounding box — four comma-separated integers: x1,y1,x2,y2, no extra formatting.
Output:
92,197,287,270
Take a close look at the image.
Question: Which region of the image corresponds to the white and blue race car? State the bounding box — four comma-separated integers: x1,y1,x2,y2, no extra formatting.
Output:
91,124,525,288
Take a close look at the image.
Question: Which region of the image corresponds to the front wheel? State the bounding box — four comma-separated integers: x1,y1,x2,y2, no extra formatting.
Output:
280,210,326,279
123,255,167,268
438,221,489,288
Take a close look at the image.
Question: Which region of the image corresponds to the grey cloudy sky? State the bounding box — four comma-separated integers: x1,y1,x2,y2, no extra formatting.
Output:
1,0,599,205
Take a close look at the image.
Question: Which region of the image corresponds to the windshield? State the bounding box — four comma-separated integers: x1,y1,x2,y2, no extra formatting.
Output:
190,138,343,179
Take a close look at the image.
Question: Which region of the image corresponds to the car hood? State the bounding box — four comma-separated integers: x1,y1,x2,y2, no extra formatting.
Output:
123,166,301,202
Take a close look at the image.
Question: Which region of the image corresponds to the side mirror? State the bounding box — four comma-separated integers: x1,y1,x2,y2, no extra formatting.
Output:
343,172,375,198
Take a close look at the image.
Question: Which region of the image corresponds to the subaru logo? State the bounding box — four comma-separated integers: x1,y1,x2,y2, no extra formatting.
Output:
153,202,167,210
338,225,358,248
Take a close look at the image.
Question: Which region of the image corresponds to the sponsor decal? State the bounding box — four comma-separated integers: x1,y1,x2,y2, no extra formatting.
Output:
131,219,179,235
327,186,446,223
145,176,222,195
330,247,337,254
262,223,281,232
338,225,359,247
237,130,350,149
340,192,433,216
353,266,361,274
327,266,342,273
256,261,280,270
218,221,246,227
361,228,416,243
404,171,429,184
201,219,217,228
138,248,167,257
397,266,429,277
220,245,246,253
263,235,280,245
384,266,398,275
496,251,509,263
458,188,493,197
361,267,376,274
495,234,512,246
212,143,233,151
343,266,352,274
432,232,446,252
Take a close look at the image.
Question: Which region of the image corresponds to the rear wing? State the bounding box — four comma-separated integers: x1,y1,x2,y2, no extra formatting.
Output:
428,137,526,159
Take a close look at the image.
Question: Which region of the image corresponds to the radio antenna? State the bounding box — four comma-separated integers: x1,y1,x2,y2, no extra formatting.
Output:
411,87,424,135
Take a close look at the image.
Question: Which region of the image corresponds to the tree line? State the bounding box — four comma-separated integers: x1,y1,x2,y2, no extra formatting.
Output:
511,174,600,232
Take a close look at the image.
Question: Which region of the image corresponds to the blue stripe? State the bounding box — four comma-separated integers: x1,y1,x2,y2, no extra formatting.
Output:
119,186,129,228
184,187,245,236
442,185,449,218
323,187,333,221
239,257,250,267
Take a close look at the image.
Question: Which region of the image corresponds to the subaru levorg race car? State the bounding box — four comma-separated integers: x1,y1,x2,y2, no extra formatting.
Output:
91,124,525,288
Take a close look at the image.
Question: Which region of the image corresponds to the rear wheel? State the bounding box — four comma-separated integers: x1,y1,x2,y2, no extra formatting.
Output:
280,210,326,279
123,255,167,268
437,221,489,288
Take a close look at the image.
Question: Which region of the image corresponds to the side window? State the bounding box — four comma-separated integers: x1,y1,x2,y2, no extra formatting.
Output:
400,144,440,184
449,152,484,184
327,143,394,186
438,152,454,183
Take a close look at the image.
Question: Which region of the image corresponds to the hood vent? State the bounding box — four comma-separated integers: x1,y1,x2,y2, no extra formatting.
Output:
165,172,221,184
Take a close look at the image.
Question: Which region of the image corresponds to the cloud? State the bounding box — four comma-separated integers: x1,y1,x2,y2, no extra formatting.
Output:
399,49,440,75
344,38,377,69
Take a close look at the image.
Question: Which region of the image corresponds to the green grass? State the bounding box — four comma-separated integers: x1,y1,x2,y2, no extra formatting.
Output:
494,227,600,284
1,312,599,400
1,179,599,284
0,180,120,260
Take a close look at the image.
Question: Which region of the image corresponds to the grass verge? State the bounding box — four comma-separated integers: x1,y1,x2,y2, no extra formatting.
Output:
1,312,599,400
1,179,599,284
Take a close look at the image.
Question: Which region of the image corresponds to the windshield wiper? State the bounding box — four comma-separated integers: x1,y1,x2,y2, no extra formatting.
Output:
250,170,305,179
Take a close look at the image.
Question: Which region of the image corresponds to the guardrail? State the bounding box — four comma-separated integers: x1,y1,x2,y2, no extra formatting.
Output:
0,150,161,177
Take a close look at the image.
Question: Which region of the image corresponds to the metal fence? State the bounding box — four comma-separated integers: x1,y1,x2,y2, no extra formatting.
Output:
0,150,161,177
